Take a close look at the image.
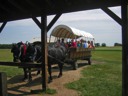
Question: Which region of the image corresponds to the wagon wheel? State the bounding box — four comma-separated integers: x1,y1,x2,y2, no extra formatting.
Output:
72,61,78,70
88,58,91,65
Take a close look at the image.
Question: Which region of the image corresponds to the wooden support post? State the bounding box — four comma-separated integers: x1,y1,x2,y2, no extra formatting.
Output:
121,1,128,96
41,14,48,91
0,72,7,96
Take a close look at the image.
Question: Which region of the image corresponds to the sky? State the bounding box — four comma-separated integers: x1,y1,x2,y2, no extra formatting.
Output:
0,6,121,46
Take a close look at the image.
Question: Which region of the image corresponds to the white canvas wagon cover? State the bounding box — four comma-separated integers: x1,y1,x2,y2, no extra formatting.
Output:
50,25,94,39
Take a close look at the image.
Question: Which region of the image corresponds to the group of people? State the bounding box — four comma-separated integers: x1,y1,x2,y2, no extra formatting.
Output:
55,38,65,48
77,39,94,48
55,38,94,49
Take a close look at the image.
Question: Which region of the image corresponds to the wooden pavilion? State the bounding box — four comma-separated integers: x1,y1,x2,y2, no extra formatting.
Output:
0,0,128,96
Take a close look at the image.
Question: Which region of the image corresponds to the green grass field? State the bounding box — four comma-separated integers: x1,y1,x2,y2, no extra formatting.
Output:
0,49,13,61
0,49,23,77
0,47,122,95
66,46,122,96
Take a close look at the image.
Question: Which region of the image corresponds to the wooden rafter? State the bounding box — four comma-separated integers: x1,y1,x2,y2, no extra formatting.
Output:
101,7,122,25
8,0,27,13
32,17,41,29
0,22,7,33
47,13,62,31
45,0,55,8
32,13,62,32
0,3,11,14
25,0,41,12
0,0,121,23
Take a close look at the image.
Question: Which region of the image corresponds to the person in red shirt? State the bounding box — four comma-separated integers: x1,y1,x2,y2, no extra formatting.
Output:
71,39,77,48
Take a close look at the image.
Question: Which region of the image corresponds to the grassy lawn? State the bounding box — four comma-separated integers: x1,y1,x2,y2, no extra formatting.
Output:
0,47,122,95
0,49,13,61
66,46,122,96
0,49,23,77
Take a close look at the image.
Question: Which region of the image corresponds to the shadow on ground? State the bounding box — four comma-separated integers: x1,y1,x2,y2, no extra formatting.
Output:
7,61,89,96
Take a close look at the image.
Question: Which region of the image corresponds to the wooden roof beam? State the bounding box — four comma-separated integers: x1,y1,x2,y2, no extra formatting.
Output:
45,0,55,8
8,0,27,13
0,22,7,33
47,13,62,31
64,0,73,6
101,7,122,26
25,0,41,12
32,13,62,32
32,17,41,29
0,3,12,14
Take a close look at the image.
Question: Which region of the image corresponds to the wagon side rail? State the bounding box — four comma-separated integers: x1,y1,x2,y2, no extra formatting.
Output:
65,47,94,70
68,47,94,59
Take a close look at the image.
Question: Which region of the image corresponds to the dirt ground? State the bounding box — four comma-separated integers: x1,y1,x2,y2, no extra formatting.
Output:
7,61,89,96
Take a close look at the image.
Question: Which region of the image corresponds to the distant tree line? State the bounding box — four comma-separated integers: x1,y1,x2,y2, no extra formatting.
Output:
95,43,106,47
0,44,12,49
0,42,122,49
95,43,122,47
114,43,122,46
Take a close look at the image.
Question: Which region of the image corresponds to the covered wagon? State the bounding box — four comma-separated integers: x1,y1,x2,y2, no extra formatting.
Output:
50,25,95,70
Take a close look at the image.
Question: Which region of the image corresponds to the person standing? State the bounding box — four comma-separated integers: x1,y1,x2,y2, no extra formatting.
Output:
71,39,77,48
88,41,92,48
83,40,88,48
77,40,81,47
60,38,65,47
